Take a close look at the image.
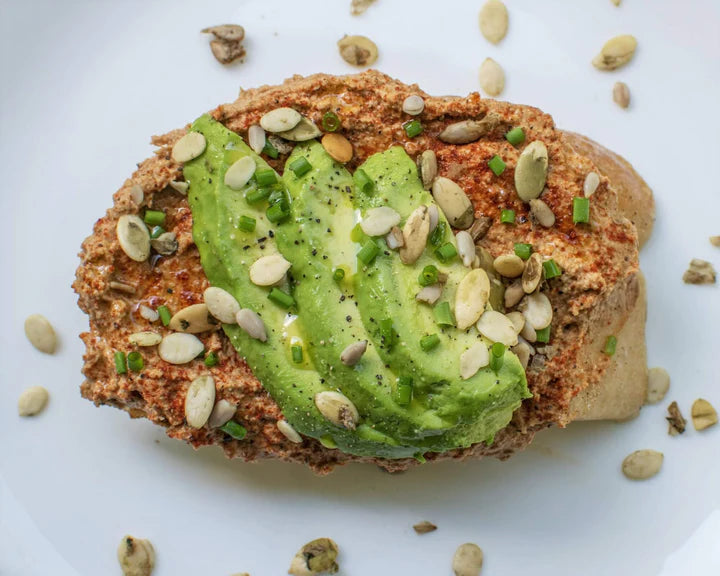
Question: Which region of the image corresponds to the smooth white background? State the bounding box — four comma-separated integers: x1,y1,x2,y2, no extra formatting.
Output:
1,1,719,574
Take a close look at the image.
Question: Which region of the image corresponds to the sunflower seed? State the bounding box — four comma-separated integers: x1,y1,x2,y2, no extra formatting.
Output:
592,35,638,71
139,305,159,322
117,535,155,576
340,340,368,366
584,172,601,198
683,259,716,284
108,280,135,293
268,134,294,154
277,419,303,443
479,0,509,44
337,34,378,67
416,283,444,305
204,286,240,324
438,114,500,144
511,341,531,369
185,375,216,428
399,205,430,265
455,231,475,268
171,131,206,163
278,117,322,142
224,156,256,190
129,184,144,205
432,177,474,229
158,333,204,364
168,180,188,195
460,341,490,380
314,391,359,429
403,95,425,116
208,399,236,428
667,401,686,436
613,82,631,109
453,542,484,576
249,253,292,286
24,314,57,354
529,198,555,227
476,310,518,346
468,216,492,241
385,226,405,250
520,320,537,343
151,231,178,256
209,40,245,65
17,386,49,417
691,399,718,431
169,303,218,334
709,236,720,247
202,24,245,42
418,150,438,189
505,311,525,333
646,367,670,404
455,269,491,330
427,204,439,233
522,253,543,293
235,309,267,341
478,58,505,97
248,124,266,154
413,521,438,534
515,141,549,202
260,108,302,133
521,292,553,330
351,0,377,16
493,254,525,278
117,215,151,262
321,133,353,163
128,331,162,347
289,538,339,576
504,280,524,308
622,450,663,480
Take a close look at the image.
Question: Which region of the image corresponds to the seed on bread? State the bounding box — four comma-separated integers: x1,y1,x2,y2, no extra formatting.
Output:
150,232,178,256
321,133,353,163
128,331,162,347
168,180,189,195
515,141,549,202
224,156,256,190
277,117,322,142
277,419,303,443
456,231,475,267
493,254,525,278
529,198,555,228
431,177,474,229
460,341,490,380
185,375,216,428
522,253,543,294
439,115,500,145
204,286,241,324
171,132,206,163
476,310,519,346
117,215,151,262
521,292,553,330
504,280,524,308
248,125,266,155
403,95,425,116
260,107,302,133
235,309,268,342
584,172,600,197
418,150,438,189
158,333,204,364
455,269,491,329
168,303,218,334
208,399,236,428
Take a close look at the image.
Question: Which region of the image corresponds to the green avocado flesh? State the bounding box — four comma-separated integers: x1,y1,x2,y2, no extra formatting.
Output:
184,114,530,459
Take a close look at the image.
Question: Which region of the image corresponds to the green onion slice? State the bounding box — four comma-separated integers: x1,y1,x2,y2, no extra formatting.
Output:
420,333,440,351
322,111,341,132
488,155,506,176
268,287,295,309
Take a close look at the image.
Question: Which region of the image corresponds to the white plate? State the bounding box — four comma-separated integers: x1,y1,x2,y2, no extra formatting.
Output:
1,1,719,575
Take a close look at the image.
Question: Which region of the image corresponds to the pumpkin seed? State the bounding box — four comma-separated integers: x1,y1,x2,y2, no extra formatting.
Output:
611,0,621,5
314,391,359,429
529,198,555,228
17,386,49,417
479,0,509,44
504,280,524,308
413,521,438,534
169,303,218,333
202,24,245,42
385,226,405,250
169,180,188,195
129,184,144,205
505,311,525,333
453,542,484,576
667,401,686,436
460,341,490,380
235,309,267,341
260,107,302,133
399,205,430,265
185,375,216,428
522,253,543,293
128,331,162,347
584,172,601,197
171,131,206,163
455,269,491,330
204,286,240,324
249,253,292,286
646,367,670,404
340,340,368,366
493,254,525,278
418,150,438,189
622,449,663,480
476,310,518,346
288,538,339,576
520,319,537,343
268,134,294,154
468,216,492,241
278,117,322,142
139,305,159,322
438,114,501,145
158,333,204,364
683,259,716,284
277,419,303,443
403,95,425,116
691,398,718,431
456,231,475,267
351,0,377,16
416,283,444,305
248,124,266,155
592,35,638,71
321,133,353,163
521,292,553,329
515,141,549,202
613,82,631,109
24,314,57,354
150,231,178,256
709,236,720,247
432,177,474,229
117,215,151,262
208,399,236,428
478,58,505,97
224,156,256,190
511,341,531,369
117,535,155,576
209,39,245,65
427,204,439,233
337,34,378,67
360,207,401,238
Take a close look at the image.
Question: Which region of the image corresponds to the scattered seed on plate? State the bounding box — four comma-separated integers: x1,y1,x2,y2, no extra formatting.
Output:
117,535,155,576
529,198,555,228
171,131,206,163
168,303,218,334
288,538,339,576
403,95,425,116
515,141,549,201
24,314,57,354
682,259,716,284
622,449,663,480
613,82,631,109
185,375,216,428
224,156,256,189
321,133,353,163
204,286,240,324
337,34,378,67
646,367,670,404
479,0,509,44
158,333,205,364
691,398,718,431
592,35,638,71
361,206,401,237
350,0,377,16
418,150,438,189
17,386,49,417
248,124,266,155
315,391,359,429
432,177,474,229
249,253,292,286
117,215,151,262
438,115,500,144
277,419,303,443
209,39,246,65
413,521,438,535
584,172,600,197
128,331,162,347
202,24,245,42
168,180,188,195
452,542,484,576
340,340,368,366
709,235,720,247
478,57,505,97
666,401,686,436
236,309,268,341
260,107,302,133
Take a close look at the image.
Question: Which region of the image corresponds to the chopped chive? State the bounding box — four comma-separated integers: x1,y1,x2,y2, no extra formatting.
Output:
204,352,219,367
490,342,506,372
542,259,562,280
157,305,171,326
268,287,295,309
500,209,516,224
433,301,455,327
237,215,256,232
505,127,526,147
403,119,423,138
220,420,247,440
114,351,127,374
333,267,345,282
604,335,617,356
380,318,397,350
573,197,590,224
488,155,506,176
429,221,446,247
420,333,440,351
394,376,413,406
535,326,551,343
127,351,144,372
144,210,165,227
150,225,166,239
350,223,366,243
435,242,457,263
262,140,279,159
322,111,340,132
267,189,289,208
514,243,533,260
357,239,380,265
291,345,303,364
255,168,277,187
266,203,289,223
355,168,374,195
418,264,439,287
289,156,312,177
245,187,271,204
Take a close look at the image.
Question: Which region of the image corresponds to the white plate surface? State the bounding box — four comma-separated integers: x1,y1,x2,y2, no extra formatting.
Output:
1,1,719,575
